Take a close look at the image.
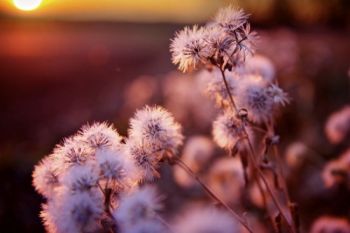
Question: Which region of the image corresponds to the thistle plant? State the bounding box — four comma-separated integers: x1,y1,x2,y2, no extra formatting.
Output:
32,118,180,233
32,4,350,233
170,5,296,233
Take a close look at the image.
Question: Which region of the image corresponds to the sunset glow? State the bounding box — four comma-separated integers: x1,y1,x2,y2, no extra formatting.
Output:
13,0,42,11
2,0,221,23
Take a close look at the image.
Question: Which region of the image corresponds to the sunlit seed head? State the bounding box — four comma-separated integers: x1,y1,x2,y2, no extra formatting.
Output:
113,185,163,228
129,105,184,155
170,25,209,73
212,111,246,150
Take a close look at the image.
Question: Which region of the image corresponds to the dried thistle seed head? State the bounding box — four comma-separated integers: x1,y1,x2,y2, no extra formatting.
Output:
204,69,238,108
79,122,123,151
236,76,274,124
205,25,236,67
212,111,247,150
113,185,163,228
95,148,138,188
60,163,99,193
129,105,184,155
237,54,276,83
267,84,290,107
174,206,239,233
32,155,60,198
214,6,249,33
41,191,104,233
125,139,161,181
62,191,104,233
170,25,210,73
54,136,94,170
213,6,257,65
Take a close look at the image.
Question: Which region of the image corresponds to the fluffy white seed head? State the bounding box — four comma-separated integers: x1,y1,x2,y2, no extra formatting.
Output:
79,122,123,151
129,105,184,155
96,148,138,188
53,136,94,171
60,163,99,194
205,25,236,67
205,69,238,108
41,191,104,233
214,6,249,33
113,185,163,228
174,206,239,233
163,71,217,130
212,111,246,150
267,84,290,107
238,54,276,83
170,25,209,73
236,77,274,124
125,139,161,181
213,6,256,65
32,155,60,198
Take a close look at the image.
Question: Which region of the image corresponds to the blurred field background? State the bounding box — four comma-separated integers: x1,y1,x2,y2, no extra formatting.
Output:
0,0,349,232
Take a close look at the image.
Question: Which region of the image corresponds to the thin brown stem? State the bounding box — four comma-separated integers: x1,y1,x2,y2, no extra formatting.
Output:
218,67,239,113
173,156,254,233
156,215,176,233
272,146,291,201
267,121,298,233
218,67,295,233
245,138,294,233
253,170,278,233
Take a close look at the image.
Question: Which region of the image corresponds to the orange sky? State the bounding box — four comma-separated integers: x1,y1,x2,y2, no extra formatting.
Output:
1,0,227,23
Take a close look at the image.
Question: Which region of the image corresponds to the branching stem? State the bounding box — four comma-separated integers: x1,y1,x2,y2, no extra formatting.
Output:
173,156,254,233
218,67,295,233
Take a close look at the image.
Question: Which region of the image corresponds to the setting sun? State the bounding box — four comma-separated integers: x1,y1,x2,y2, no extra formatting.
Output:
13,0,42,11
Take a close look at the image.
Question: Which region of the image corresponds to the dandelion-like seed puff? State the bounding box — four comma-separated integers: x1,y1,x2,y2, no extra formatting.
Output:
170,25,209,72
212,111,247,151
32,155,60,198
236,77,274,124
129,105,184,155
95,148,137,188
214,6,249,33
41,191,104,233
113,185,163,229
170,6,257,72
125,139,161,181
205,69,238,108
79,122,123,150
